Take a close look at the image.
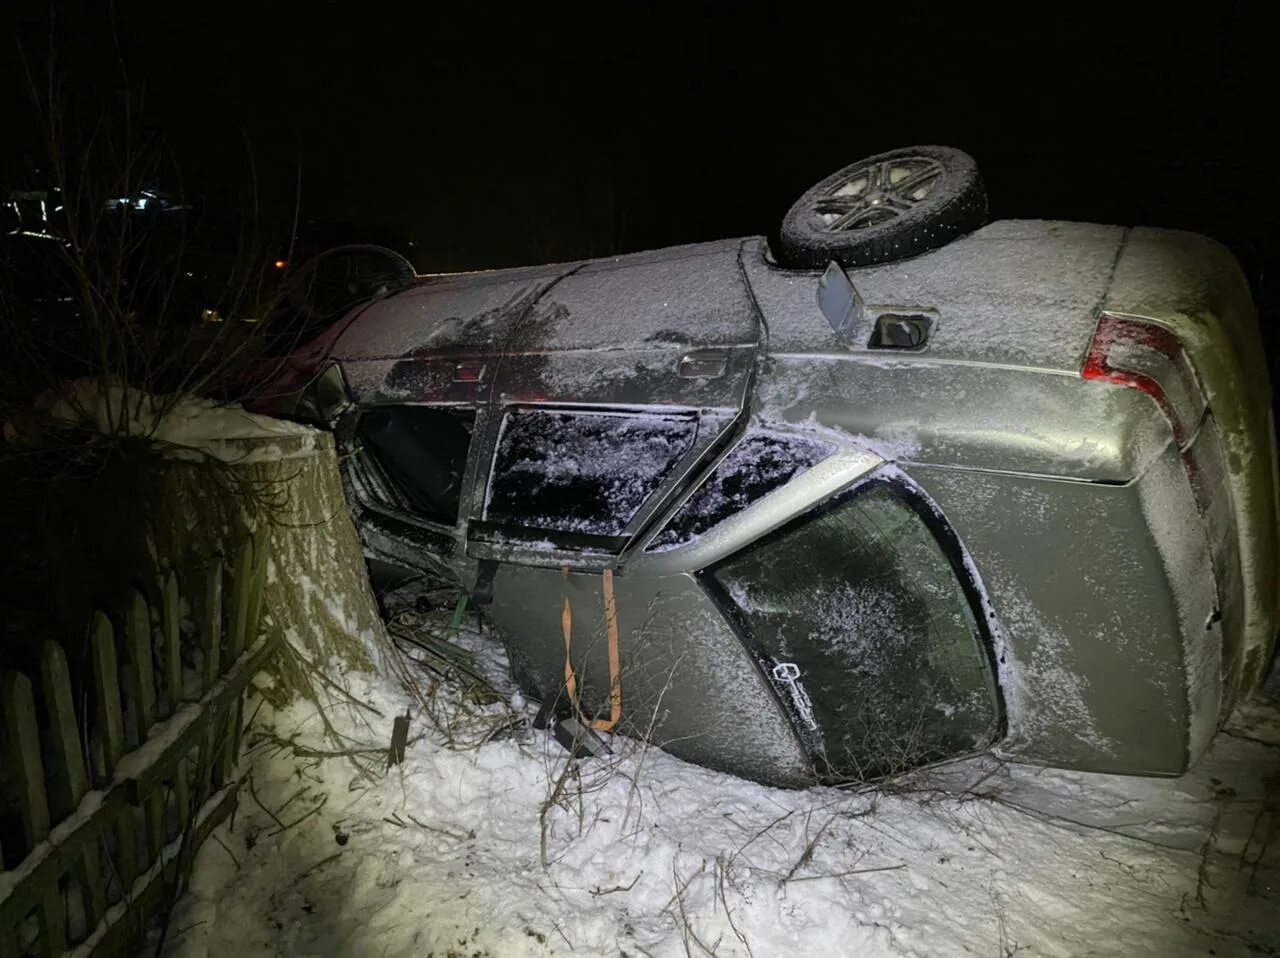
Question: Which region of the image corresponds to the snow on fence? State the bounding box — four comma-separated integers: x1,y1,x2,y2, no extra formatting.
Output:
0,535,275,958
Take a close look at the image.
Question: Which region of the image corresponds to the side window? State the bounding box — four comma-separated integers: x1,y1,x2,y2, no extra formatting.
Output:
648,429,834,551
486,408,697,537
709,482,999,781
355,406,475,526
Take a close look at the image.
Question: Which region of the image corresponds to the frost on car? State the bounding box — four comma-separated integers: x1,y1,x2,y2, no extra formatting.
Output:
706,479,1001,781
256,146,1280,787
649,429,834,551
487,409,698,538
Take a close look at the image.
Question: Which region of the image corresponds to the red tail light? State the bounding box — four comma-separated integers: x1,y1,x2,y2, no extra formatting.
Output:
1084,312,1226,520
1082,313,1205,447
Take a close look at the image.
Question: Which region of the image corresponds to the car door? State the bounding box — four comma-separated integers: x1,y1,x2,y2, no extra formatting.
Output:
465,239,763,571
331,266,578,582
483,415,1003,784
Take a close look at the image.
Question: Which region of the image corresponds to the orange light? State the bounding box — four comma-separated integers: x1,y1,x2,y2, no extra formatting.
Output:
274,259,287,270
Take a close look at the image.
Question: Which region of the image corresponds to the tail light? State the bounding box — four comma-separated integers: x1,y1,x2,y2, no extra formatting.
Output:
1084,313,1222,517
1082,313,1206,447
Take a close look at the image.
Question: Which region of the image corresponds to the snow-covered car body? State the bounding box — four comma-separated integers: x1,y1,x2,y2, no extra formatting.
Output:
268,220,1278,785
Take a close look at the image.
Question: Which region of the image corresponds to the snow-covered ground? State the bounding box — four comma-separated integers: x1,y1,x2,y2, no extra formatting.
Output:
151,614,1279,958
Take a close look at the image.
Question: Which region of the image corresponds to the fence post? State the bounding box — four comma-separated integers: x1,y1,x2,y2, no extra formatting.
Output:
91,612,137,890
161,572,191,828
2,552,277,958
126,590,166,865
0,893,15,958
197,560,222,799
234,533,269,759
0,842,20,958
41,641,106,929
2,670,67,955
161,572,182,717
221,539,254,783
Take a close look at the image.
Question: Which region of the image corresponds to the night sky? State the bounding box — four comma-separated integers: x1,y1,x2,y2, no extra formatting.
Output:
4,1,1278,326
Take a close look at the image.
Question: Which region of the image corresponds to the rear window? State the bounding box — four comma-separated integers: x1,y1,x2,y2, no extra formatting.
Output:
649,429,834,550
486,408,697,537
710,481,999,781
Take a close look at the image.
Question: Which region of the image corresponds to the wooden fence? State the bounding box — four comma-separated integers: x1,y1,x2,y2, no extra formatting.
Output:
0,535,277,957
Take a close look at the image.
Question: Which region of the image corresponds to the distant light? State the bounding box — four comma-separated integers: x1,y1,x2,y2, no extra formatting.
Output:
274,259,288,270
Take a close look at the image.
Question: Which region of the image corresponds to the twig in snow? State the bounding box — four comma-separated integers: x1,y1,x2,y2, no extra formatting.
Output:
247,772,286,832
255,730,424,761
716,857,755,958
974,792,1192,852
961,756,1010,795
241,696,266,737
405,813,473,841
276,784,310,814
165,920,208,947
780,813,833,884
211,833,241,869
284,642,385,717
297,851,343,881
785,862,906,883
590,873,642,897
671,861,718,957
540,749,583,868
267,793,329,836
723,808,797,874
551,920,575,951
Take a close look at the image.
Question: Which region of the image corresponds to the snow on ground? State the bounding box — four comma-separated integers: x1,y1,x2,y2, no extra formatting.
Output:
151,616,1279,958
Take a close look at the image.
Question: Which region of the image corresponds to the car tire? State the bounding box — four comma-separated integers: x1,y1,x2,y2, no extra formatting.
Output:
777,145,988,269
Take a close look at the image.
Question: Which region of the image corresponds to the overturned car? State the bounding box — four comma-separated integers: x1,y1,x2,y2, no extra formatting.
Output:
257,146,1279,786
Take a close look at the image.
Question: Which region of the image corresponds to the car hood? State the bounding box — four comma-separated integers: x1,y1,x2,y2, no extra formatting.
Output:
331,237,758,361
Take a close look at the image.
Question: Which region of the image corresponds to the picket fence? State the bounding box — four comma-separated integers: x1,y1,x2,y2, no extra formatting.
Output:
0,535,276,957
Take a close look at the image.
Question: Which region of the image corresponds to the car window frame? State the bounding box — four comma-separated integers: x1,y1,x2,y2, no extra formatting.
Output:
344,401,488,555
465,402,742,569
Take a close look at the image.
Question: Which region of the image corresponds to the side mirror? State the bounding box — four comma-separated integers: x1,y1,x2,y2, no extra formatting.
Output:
296,361,354,425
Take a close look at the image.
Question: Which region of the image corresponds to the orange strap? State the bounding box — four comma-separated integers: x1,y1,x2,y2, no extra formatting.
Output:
561,568,578,706
559,567,623,732
590,569,623,732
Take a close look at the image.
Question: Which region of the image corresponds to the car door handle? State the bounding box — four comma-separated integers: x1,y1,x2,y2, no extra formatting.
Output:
453,360,488,383
677,351,728,379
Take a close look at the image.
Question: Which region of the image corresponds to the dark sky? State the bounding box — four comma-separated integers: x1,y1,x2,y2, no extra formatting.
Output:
4,0,1278,302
